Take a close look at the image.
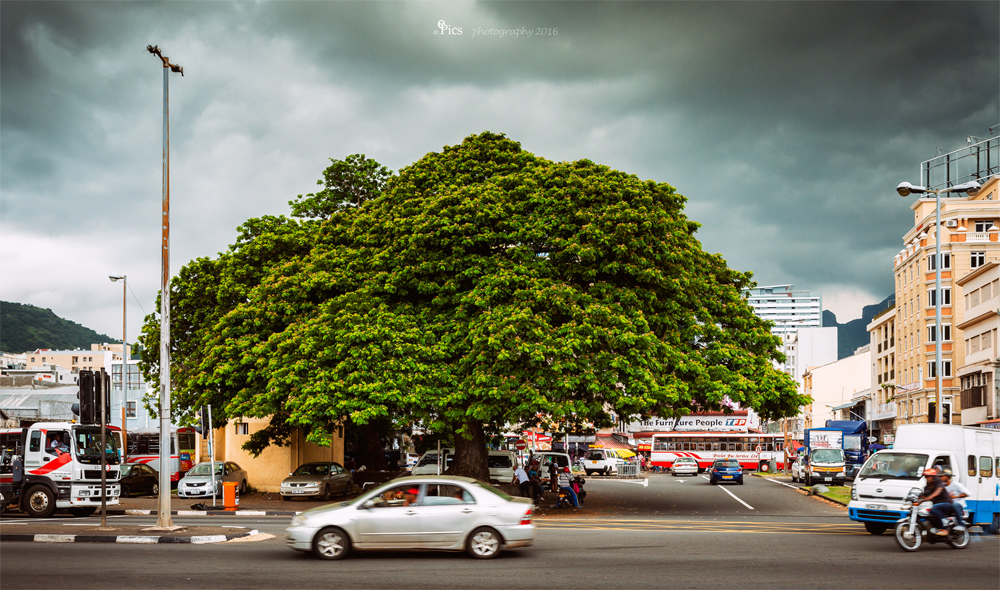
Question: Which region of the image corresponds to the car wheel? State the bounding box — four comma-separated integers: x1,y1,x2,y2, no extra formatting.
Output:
322,485,331,501
467,527,502,559
152,483,159,496
313,527,351,560
864,522,888,535
282,495,291,501
23,485,56,518
240,480,247,495
69,507,96,517
120,484,131,498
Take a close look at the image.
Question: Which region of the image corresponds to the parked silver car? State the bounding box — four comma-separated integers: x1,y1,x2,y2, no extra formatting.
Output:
790,457,806,483
280,462,353,500
670,457,699,476
177,461,247,498
286,475,535,560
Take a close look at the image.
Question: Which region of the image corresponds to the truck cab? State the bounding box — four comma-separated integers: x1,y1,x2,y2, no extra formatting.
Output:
804,447,846,486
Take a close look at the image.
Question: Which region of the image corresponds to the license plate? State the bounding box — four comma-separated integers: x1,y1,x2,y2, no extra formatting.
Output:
866,503,887,511
294,490,306,494
722,475,732,479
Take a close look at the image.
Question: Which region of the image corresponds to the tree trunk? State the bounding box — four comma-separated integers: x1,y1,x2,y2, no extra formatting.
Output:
447,419,491,482
355,422,389,471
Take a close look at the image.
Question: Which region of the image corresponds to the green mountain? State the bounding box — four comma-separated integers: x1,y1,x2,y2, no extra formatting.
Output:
0,301,117,354
823,294,895,359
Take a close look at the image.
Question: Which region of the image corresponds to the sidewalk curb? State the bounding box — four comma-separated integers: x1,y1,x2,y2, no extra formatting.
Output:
0,529,259,544
109,509,299,516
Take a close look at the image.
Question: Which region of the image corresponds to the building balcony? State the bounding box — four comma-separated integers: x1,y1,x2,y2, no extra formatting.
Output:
873,402,897,421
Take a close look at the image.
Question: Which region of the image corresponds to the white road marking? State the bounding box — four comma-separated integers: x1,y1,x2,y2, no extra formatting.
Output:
762,477,802,491
701,475,755,510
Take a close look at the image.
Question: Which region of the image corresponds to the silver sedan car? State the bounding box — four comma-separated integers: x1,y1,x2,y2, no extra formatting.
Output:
280,462,353,500
670,457,699,476
286,475,535,560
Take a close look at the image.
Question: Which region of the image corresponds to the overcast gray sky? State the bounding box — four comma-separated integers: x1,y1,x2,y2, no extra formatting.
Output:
2,1,998,344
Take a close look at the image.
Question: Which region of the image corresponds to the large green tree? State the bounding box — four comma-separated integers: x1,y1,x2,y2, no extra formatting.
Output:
171,132,805,481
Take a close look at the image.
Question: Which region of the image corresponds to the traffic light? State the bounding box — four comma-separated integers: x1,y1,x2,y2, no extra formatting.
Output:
75,370,97,424
941,398,952,425
193,405,210,435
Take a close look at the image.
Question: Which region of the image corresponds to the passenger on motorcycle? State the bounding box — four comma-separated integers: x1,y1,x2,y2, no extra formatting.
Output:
916,468,950,536
939,469,968,531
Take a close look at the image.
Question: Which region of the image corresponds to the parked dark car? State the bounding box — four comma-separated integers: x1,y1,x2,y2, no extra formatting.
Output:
120,463,159,497
709,459,744,485
280,462,354,500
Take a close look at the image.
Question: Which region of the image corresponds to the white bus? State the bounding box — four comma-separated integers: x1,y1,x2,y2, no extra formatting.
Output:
651,431,786,472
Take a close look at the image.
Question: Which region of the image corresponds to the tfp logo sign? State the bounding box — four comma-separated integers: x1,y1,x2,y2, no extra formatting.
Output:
725,419,747,427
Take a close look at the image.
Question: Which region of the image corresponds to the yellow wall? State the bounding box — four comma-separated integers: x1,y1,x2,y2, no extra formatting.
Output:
198,416,344,492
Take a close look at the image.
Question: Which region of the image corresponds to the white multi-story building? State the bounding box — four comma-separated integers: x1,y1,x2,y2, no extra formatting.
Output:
745,285,825,373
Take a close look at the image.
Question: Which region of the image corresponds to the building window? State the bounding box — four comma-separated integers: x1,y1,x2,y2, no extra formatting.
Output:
126,401,136,418
927,253,951,271
927,324,951,342
235,422,249,435
927,360,952,378
927,288,951,307
974,220,992,232
971,252,986,269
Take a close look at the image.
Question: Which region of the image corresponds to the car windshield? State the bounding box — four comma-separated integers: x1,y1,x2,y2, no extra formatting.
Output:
188,463,223,475
811,449,845,463
857,452,929,480
417,453,454,468
714,461,740,468
676,458,695,464
121,465,133,476
470,479,514,501
293,464,329,476
586,451,604,460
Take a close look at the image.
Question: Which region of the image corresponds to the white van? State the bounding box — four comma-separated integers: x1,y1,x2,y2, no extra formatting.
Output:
847,424,999,535
581,448,622,475
411,448,517,484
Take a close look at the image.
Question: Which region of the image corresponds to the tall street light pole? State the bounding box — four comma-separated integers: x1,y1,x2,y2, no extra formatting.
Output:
148,45,183,529
896,180,981,425
109,275,127,471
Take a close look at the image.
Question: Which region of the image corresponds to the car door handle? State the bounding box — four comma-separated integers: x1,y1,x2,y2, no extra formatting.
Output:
405,510,418,516
461,509,473,514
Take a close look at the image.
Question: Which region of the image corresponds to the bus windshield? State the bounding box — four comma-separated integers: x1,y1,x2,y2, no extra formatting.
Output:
74,427,121,465
857,452,928,480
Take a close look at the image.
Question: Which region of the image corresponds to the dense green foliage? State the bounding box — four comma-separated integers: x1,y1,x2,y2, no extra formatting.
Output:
139,133,807,478
1,301,116,353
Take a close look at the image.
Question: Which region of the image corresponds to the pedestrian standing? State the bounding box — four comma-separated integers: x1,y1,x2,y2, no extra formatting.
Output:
512,463,532,498
547,458,560,493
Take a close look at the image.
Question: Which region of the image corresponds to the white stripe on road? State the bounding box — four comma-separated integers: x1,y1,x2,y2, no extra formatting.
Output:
762,477,802,491
700,475,754,510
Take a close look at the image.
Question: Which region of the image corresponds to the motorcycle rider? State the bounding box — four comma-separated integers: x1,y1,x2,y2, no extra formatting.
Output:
939,468,968,531
915,467,950,536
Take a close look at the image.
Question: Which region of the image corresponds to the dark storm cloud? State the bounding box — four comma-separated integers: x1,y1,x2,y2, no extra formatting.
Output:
0,0,997,337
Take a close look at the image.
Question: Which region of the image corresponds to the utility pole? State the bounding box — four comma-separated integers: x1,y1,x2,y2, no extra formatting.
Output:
147,45,183,528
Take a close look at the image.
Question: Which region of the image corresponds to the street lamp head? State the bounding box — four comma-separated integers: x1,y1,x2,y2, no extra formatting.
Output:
109,275,124,282
896,182,926,197
956,181,981,197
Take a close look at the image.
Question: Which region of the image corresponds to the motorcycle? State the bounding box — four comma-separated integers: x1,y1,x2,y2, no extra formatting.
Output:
894,491,970,551
556,475,587,509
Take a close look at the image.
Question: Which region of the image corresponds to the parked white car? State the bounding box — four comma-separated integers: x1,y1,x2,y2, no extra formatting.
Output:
670,457,699,476
581,448,622,475
285,475,535,560
790,457,806,483
177,461,247,498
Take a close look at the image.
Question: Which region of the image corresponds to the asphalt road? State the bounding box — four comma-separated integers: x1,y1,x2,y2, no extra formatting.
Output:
2,474,996,590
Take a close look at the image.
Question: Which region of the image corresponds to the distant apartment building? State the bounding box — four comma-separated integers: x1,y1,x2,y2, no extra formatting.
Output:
893,138,1000,428
23,343,129,374
867,305,896,442
802,346,872,430
744,284,829,373
954,260,1000,425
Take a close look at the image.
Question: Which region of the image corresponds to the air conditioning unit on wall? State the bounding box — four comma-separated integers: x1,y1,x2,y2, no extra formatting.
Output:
945,219,958,228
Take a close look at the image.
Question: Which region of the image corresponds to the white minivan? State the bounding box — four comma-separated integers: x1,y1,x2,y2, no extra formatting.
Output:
411,448,517,484
581,448,621,475
848,424,999,535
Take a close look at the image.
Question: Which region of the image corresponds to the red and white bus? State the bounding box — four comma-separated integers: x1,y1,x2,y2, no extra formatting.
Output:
650,431,786,472
125,427,199,484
